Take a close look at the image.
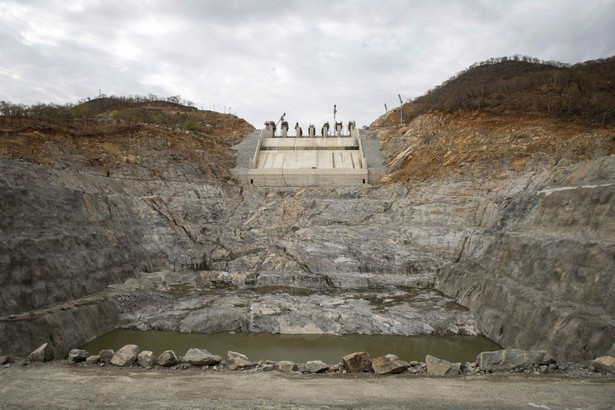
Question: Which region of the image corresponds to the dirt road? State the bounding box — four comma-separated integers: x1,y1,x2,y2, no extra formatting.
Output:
1,364,614,409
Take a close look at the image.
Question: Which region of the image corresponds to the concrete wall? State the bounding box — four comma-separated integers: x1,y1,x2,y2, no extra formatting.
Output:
232,127,382,187
260,138,358,149
247,168,368,187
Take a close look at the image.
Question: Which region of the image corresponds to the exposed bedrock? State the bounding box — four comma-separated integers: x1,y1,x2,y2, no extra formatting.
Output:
0,296,122,360
438,156,615,361
109,271,479,337
0,159,230,316
1,156,613,361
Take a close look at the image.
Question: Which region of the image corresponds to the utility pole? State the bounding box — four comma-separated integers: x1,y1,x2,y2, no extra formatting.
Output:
333,104,337,123
384,103,388,113
398,94,403,126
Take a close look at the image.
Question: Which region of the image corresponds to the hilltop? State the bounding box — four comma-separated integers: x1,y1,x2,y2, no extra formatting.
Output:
0,96,254,183
416,56,615,127
371,56,615,183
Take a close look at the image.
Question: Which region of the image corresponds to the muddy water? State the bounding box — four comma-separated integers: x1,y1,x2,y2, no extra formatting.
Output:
81,329,500,364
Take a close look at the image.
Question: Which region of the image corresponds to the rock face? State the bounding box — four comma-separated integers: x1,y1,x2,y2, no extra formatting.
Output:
1,146,613,364
0,298,122,363
111,345,139,367
182,348,221,366
27,343,54,362
157,350,179,367
371,355,409,375
0,160,170,317
425,355,461,376
125,281,479,338
438,157,615,361
476,349,554,372
137,351,155,368
591,356,615,374
342,352,373,373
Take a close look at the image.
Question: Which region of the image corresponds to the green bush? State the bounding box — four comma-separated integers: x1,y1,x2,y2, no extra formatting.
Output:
183,119,197,131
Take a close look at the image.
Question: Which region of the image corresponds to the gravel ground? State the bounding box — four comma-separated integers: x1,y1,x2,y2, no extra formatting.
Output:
1,362,614,409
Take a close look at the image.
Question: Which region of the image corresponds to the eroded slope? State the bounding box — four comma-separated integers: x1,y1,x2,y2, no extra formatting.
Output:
372,109,614,183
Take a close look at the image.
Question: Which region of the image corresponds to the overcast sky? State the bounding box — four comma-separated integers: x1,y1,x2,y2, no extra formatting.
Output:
1,0,614,128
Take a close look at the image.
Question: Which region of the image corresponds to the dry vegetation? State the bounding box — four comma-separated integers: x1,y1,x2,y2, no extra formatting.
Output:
372,56,615,183
374,109,614,183
0,97,254,183
414,56,615,127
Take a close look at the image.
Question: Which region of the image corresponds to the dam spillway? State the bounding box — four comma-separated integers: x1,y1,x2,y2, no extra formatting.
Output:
231,120,386,186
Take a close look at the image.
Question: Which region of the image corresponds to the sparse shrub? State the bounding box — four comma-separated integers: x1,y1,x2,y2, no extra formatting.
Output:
183,120,197,131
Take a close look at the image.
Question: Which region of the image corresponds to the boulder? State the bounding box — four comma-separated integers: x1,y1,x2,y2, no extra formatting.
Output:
591,356,615,374
157,350,179,367
463,361,478,374
85,355,100,365
138,351,156,368
99,349,115,364
425,355,461,376
372,355,409,375
342,352,373,373
258,359,275,366
68,349,90,363
27,343,54,362
476,349,554,372
0,356,10,365
182,348,222,366
305,360,329,374
275,360,297,372
111,344,139,367
226,351,254,370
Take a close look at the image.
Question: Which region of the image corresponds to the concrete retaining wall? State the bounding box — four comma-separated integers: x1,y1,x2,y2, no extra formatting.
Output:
247,168,368,187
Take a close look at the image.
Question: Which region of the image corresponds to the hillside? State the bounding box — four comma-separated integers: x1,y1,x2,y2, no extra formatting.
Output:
372,109,614,183
414,56,615,127
0,97,255,183
371,56,615,184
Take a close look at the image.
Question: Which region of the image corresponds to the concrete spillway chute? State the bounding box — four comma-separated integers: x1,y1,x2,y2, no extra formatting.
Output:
231,114,386,186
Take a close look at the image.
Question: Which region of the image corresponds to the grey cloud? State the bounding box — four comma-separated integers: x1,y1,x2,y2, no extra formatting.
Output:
1,0,613,127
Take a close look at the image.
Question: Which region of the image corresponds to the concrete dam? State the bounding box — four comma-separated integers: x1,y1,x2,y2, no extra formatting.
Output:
231,120,386,186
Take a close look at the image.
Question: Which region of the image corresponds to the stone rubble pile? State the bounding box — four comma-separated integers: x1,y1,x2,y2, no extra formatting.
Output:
9,343,613,377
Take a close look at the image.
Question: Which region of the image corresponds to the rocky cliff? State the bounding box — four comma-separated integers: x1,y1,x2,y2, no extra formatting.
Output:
1,102,614,362
437,157,615,361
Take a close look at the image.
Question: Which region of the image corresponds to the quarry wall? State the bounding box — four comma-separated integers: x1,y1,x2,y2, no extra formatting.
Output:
0,155,613,361
0,159,229,316
438,156,615,361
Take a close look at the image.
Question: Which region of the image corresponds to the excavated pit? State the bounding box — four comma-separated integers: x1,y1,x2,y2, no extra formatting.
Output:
1,151,614,362
79,270,498,363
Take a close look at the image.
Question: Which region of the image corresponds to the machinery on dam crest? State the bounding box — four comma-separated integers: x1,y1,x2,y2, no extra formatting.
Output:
232,117,385,186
